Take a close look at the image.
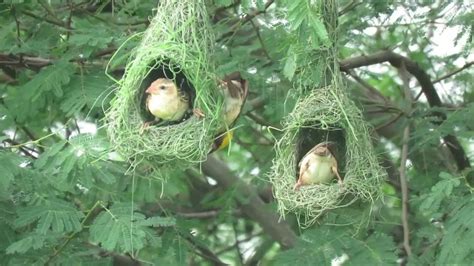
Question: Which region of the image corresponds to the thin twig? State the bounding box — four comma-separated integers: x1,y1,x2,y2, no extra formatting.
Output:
65,0,74,39
249,20,272,61
20,126,44,153
374,111,404,132
45,201,103,264
217,0,275,42
433,61,474,84
13,8,21,47
2,139,38,159
232,222,244,265
400,125,412,257
238,0,275,27
216,231,264,255
398,62,412,257
338,0,362,16
178,230,227,265
21,9,71,30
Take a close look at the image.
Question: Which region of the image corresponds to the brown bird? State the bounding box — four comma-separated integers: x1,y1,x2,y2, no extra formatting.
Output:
210,72,248,152
294,141,343,190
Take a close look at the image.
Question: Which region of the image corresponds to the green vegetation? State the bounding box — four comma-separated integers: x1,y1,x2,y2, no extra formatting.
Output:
0,0,473,265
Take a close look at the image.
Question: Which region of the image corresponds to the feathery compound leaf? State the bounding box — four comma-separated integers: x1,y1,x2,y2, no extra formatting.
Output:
60,72,113,117
283,44,298,81
14,199,84,234
89,202,169,253
437,199,474,265
34,140,81,191
139,216,176,227
346,233,398,266
23,61,75,101
6,232,62,254
308,14,330,47
275,226,397,265
34,140,68,169
288,0,307,31
0,151,24,199
417,172,461,216
274,226,347,265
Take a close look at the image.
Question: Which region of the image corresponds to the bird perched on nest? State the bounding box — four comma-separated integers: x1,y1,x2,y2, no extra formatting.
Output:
210,72,248,152
143,78,203,130
294,141,343,190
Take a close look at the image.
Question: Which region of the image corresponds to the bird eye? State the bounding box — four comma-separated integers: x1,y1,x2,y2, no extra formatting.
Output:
160,86,166,90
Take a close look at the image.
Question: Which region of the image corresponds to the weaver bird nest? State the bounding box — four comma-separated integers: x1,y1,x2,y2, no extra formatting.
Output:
106,0,222,173
270,86,386,227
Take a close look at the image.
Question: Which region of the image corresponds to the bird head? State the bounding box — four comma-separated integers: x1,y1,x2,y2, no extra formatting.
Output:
145,78,177,96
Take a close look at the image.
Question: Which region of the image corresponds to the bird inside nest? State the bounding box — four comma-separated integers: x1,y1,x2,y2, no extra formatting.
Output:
294,141,344,191
209,72,249,153
141,78,204,132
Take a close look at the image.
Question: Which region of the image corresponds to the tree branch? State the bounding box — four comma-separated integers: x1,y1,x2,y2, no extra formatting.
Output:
238,0,275,27
217,0,275,42
0,48,116,70
433,61,474,84
21,9,72,30
201,156,297,249
340,50,470,171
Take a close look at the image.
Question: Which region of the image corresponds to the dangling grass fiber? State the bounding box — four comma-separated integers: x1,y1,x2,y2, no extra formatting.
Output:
106,0,222,174
270,85,386,227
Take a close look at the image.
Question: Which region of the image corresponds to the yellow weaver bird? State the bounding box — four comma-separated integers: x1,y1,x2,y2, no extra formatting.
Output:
143,78,204,131
145,78,190,122
210,72,248,152
294,141,343,190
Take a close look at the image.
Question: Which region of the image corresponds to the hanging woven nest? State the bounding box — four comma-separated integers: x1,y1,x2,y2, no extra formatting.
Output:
270,85,386,227
106,0,222,171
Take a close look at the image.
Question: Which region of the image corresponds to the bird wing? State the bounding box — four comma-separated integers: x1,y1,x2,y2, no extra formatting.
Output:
178,88,190,104
222,72,249,126
297,155,311,181
330,155,343,183
146,95,151,114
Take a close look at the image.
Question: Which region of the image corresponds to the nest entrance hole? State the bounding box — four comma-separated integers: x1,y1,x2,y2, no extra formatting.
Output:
295,123,346,181
139,60,197,124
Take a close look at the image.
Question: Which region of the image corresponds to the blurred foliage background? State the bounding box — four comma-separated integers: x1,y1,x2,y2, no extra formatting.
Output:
0,0,473,265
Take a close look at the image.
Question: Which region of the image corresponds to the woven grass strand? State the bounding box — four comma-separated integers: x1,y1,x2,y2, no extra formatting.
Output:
106,0,221,175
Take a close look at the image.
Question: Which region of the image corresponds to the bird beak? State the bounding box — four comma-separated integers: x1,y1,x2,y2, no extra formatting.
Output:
145,86,153,94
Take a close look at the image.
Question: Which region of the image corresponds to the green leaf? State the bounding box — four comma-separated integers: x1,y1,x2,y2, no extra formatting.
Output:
287,0,307,31
23,61,75,101
139,216,176,227
14,199,84,234
6,233,48,254
69,17,116,58
0,151,24,199
437,199,474,265
308,14,330,47
283,44,298,81
214,0,232,7
417,172,461,216
275,226,397,266
346,233,398,266
34,140,68,169
89,202,166,253
60,72,113,117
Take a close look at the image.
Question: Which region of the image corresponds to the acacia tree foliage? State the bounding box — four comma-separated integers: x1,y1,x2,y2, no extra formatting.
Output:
0,0,473,265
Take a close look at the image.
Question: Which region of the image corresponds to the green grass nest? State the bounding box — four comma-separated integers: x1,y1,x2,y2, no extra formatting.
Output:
106,0,222,171
270,85,386,227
